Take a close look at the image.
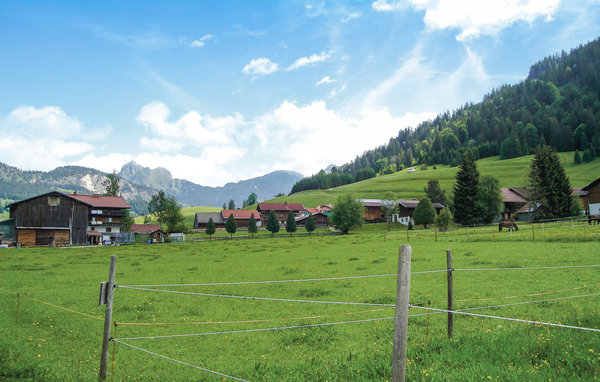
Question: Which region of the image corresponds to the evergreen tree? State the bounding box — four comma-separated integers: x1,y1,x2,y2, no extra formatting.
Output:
225,213,237,238
266,210,280,237
247,192,258,206
222,203,227,210
330,194,364,234
413,197,436,228
435,208,452,231
424,179,446,205
285,211,297,236
102,169,120,196
499,133,522,159
529,145,575,219
574,150,582,164
205,217,216,240
583,149,593,162
228,199,236,210
248,213,258,238
477,175,503,224
305,214,316,234
452,153,482,225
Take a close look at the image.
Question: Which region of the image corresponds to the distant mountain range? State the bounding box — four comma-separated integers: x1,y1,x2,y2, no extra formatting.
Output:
0,161,303,215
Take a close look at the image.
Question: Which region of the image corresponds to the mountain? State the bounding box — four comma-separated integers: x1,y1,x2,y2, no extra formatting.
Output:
118,161,303,208
290,37,600,194
0,161,303,215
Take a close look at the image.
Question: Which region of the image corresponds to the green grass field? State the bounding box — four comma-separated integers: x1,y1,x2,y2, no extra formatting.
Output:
1,222,599,381
268,152,600,207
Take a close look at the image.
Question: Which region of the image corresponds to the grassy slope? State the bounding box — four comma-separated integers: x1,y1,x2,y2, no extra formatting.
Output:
134,206,221,227
269,152,600,207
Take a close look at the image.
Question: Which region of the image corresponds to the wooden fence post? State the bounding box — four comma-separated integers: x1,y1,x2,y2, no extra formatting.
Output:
392,245,412,382
99,255,117,381
532,223,535,241
447,249,454,338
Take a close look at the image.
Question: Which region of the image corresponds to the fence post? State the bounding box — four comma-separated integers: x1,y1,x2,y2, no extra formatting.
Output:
447,249,454,338
532,223,535,241
99,255,117,381
435,226,437,242
392,245,412,382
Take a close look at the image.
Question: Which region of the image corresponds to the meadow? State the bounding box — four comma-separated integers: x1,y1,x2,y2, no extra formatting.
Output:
1,222,599,381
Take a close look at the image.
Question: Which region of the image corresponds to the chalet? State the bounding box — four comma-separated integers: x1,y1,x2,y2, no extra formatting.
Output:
221,209,261,228
193,212,225,230
581,178,600,215
361,199,384,222
130,224,166,243
5,191,130,246
501,188,529,220
257,202,305,226
394,199,445,226
296,212,330,227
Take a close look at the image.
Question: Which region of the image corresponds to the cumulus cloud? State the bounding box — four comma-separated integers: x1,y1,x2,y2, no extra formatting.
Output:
0,106,98,171
373,0,560,40
316,76,335,86
242,58,279,75
288,51,331,70
190,34,214,48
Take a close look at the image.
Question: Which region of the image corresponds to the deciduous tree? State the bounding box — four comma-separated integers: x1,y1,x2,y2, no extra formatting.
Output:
330,194,363,234
102,169,120,196
478,175,503,224
413,197,435,228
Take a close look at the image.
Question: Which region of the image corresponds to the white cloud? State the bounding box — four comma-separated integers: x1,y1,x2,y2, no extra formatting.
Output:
372,0,407,12
316,76,335,86
6,105,83,138
288,51,331,70
342,12,362,22
190,34,214,48
375,0,561,40
75,153,134,173
242,58,279,75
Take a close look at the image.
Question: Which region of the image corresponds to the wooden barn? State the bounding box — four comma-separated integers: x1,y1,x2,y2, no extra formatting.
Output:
130,224,166,243
581,178,600,215
361,200,384,222
295,212,330,227
7,191,89,246
7,191,131,246
395,199,445,226
194,212,225,230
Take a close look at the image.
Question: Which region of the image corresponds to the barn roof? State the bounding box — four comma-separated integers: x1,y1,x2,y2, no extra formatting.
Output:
68,193,131,209
398,199,445,209
130,224,163,234
194,212,224,224
257,203,305,212
221,210,259,219
582,177,600,191
501,188,528,203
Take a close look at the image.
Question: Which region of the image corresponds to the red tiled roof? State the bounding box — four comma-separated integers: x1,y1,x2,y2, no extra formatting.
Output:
221,210,259,219
305,207,320,214
257,203,305,212
69,194,130,209
130,224,162,234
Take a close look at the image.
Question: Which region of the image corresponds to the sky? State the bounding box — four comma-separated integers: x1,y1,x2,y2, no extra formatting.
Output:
1,0,599,187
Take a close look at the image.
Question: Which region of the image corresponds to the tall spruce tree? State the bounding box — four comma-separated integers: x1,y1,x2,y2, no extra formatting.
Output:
452,153,482,225
228,199,236,210
285,211,297,236
529,145,575,219
266,210,280,237
305,214,316,233
225,213,237,238
248,213,258,238
424,179,446,205
205,217,216,240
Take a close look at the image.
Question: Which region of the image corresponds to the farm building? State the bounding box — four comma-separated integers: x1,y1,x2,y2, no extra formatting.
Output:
295,212,330,227
221,209,261,228
360,200,384,222
130,224,166,243
395,199,445,226
501,188,528,220
581,177,600,215
4,191,130,246
257,202,305,226
194,212,225,230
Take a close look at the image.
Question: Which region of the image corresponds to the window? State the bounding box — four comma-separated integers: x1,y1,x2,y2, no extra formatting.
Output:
48,196,60,206
105,227,112,233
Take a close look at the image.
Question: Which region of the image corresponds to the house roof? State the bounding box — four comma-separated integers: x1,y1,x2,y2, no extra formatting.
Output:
295,212,329,222
130,224,163,234
398,199,445,209
582,177,600,191
194,212,225,224
360,199,383,207
69,193,131,209
305,207,320,214
257,203,305,212
221,210,259,219
501,188,528,203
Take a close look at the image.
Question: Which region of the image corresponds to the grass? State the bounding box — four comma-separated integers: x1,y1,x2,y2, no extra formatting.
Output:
1,222,599,380
134,206,221,229
267,152,600,207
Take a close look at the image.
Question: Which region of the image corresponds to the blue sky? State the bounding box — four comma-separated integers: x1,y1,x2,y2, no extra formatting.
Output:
1,0,599,186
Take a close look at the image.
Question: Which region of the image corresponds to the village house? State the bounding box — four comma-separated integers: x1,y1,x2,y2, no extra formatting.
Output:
581,177,600,215
5,191,130,246
221,209,261,228
394,199,445,226
295,212,330,227
360,199,385,222
130,223,166,243
193,212,225,230
501,188,529,221
257,202,305,226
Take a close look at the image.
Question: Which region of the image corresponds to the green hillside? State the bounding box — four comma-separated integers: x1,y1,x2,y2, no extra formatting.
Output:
270,152,600,207
134,206,221,228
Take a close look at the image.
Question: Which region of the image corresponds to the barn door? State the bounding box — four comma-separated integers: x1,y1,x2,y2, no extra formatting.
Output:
35,231,54,246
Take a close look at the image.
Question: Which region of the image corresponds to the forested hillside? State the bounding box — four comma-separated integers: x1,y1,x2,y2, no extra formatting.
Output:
291,38,600,194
